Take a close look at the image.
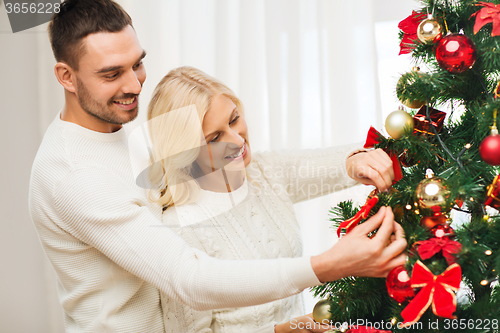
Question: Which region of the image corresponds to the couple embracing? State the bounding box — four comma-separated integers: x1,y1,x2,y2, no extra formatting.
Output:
29,1,407,332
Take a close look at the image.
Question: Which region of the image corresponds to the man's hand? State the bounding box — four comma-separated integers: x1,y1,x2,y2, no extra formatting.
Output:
346,149,394,192
311,207,407,282
274,314,337,333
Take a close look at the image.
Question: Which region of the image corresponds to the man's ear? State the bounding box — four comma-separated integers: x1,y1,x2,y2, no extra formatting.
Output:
54,62,77,93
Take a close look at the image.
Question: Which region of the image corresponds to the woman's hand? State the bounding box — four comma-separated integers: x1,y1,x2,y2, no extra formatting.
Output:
346,149,394,192
274,313,337,333
311,207,407,282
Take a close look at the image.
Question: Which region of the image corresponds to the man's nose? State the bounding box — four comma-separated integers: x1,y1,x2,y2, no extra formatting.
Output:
122,69,143,95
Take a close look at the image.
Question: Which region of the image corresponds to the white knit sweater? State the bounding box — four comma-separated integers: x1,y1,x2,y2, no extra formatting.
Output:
28,113,331,333
161,147,359,333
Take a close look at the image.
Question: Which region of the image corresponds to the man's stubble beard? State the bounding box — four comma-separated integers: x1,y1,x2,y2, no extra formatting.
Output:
75,76,139,125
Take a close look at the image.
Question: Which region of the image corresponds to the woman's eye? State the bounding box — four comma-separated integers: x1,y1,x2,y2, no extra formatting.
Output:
210,134,220,143
229,115,239,125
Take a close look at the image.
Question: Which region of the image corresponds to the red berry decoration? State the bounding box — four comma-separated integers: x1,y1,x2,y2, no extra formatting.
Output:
431,224,455,238
480,134,500,165
386,265,415,303
435,34,477,73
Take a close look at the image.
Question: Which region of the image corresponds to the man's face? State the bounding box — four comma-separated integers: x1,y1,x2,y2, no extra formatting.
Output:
73,25,146,125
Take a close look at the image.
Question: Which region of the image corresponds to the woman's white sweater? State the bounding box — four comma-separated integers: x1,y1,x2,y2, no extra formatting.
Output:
161,147,359,333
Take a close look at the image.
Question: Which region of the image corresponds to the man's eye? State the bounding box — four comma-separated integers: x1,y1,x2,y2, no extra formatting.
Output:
133,61,143,69
229,115,239,125
105,73,119,79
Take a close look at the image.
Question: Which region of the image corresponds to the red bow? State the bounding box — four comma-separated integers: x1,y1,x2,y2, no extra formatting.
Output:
398,11,427,54
472,2,500,37
415,237,462,265
337,196,379,237
364,126,403,183
401,261,461,325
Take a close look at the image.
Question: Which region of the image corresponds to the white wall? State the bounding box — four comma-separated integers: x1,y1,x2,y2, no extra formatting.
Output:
0,6,65,333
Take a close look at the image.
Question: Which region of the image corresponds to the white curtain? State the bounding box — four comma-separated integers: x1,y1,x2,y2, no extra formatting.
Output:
0,1,417,332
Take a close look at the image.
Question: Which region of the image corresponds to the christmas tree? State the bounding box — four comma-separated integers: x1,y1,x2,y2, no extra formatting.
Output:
311,1,500,332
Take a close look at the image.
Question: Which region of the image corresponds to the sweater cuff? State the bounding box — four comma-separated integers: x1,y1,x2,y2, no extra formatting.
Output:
341,142,366,184
285,256,323,291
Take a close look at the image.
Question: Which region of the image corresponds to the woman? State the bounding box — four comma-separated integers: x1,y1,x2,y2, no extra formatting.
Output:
146,66,395,333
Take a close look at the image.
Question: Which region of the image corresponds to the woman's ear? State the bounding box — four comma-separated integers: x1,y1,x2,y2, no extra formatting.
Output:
54,62,77,93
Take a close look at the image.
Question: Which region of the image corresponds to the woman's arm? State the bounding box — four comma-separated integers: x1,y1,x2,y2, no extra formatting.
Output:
249,143,362,204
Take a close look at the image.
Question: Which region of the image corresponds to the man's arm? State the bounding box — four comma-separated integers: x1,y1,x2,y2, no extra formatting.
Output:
51,166,320,311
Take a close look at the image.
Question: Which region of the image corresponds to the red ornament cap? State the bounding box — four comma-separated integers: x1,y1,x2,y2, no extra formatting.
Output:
436,34,477,73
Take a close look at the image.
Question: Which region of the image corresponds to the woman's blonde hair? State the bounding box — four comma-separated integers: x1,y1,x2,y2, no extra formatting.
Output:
147,66,245,208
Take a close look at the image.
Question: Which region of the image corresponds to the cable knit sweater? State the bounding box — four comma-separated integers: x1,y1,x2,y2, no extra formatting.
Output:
28,113,331,333
161,147,359,333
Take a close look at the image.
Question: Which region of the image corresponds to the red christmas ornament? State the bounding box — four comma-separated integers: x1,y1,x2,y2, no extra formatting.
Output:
386,265,415,303
421,215,448,229
480,134,500,165
430,224,455,238
435,34,477,73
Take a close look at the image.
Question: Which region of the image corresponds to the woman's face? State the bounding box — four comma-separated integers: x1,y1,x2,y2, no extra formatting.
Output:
195,94,251,175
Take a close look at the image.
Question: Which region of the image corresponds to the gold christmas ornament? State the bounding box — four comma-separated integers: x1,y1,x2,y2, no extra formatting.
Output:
312,299,332,324
385,109,414,139
415,169,452,216
417,17,443,44
396,67,427,109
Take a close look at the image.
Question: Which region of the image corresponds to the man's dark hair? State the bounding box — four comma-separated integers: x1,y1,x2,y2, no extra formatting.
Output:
48,0,133,70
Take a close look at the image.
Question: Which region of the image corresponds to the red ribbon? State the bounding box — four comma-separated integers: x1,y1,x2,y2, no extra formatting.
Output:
401,261,461,325
398,11,427,54
364,126,403,183
485,174,500,209
415,238,462,265
472,2,500,37
337,196,379,237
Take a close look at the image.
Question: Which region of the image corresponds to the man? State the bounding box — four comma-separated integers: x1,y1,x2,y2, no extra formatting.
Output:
28,0,406,332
